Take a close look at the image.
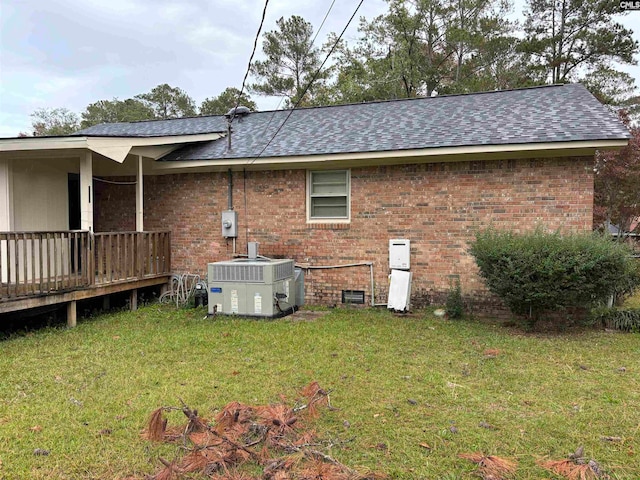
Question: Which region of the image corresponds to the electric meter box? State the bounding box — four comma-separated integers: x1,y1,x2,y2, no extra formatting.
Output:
389,239,410,270
221,210,238,238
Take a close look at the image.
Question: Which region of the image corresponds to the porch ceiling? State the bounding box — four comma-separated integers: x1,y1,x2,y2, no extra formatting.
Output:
0,133,224,163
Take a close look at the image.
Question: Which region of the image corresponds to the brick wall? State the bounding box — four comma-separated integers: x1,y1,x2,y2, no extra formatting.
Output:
94,156,594,313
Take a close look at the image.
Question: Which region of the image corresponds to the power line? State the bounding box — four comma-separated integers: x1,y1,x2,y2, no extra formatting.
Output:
247,0,366,165
230,0,270,122
310,0,337,47
256,0,337,146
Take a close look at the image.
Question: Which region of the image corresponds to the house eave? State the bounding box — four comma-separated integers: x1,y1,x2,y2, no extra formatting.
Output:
151,139,628,174
0,133,224,163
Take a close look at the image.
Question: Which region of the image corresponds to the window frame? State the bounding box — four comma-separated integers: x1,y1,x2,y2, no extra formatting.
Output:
306,169,351,223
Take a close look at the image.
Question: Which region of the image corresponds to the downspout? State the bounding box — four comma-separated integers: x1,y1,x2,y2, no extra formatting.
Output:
228,168,235,254
228,169,233,210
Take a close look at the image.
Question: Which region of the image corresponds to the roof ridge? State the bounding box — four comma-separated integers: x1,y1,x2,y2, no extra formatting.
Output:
80,83,577,130
270,83,574,113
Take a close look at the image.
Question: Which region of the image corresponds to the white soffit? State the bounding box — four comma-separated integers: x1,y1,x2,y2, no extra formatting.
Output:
0,133,224,164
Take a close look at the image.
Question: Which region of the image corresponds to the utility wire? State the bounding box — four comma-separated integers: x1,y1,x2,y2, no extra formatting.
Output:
229,0,270,123
92,177,137,185
310,0,337,47
247,0,366,165
256,0,337,148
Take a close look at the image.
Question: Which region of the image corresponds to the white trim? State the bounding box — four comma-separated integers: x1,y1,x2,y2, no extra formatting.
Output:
0,133,224,163
80,151,93,232
153,139,628,173
306,169,351,223
0,159,13,230
136,155,144,232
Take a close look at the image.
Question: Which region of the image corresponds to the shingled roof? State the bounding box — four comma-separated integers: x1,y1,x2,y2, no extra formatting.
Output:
76,115,227,137
75,84,629,162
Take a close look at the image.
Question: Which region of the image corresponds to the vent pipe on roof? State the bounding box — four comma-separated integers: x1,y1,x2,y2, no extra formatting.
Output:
224,106,251,151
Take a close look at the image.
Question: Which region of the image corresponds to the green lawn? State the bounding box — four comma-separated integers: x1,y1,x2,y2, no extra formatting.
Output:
624,289,640,309
0,306,638,479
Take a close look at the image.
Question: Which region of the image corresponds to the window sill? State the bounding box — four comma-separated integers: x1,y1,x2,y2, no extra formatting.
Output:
307,221,351,230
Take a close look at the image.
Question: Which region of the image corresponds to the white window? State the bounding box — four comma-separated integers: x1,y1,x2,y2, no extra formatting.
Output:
307,170,350,221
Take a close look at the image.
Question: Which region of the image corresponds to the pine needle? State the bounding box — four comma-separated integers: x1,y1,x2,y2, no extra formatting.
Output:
459,452,517,479
298,458,351,480
540,459,609,479
177,451,208,473
142,408,167,442
149,458,180,480
139,382,385,480
299,381,329,419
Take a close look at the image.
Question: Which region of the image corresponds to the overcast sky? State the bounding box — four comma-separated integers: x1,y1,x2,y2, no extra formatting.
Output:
0,0,638,137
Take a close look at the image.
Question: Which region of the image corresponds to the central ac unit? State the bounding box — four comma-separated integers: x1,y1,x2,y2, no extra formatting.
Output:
207,258,301,317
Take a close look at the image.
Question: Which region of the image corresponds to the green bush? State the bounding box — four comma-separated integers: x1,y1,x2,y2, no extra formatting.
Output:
590,306,640,332
469,228,640,323
445,279,464,319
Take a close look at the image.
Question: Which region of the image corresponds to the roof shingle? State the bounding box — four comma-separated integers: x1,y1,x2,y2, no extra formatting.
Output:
76,84,629,161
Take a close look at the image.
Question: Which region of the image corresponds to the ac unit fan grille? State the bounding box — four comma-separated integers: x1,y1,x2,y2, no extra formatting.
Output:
274,262,295,281
210,260,294,283
212,264,264,282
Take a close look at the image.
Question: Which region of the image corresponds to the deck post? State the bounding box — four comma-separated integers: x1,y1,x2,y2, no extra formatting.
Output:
130,289,138,311
80,151,93,232
136,155,144,232
67,300,77,327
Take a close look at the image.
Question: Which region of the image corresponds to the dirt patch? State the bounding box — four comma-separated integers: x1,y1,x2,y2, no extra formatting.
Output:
288,310,330,322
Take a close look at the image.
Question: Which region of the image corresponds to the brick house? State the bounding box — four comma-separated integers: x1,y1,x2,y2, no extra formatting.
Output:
0,84,630,317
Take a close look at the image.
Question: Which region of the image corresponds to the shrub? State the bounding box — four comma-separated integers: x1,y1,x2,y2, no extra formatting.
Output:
469,228,640,324
445,279,464,319
590,306,640,332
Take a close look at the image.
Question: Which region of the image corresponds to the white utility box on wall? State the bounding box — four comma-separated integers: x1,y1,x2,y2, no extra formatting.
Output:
389,239,410,270
387,269,412,311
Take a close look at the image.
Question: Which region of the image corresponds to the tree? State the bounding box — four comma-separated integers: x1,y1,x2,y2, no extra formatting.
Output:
200,87,258,115
361,0,454,98
582,67,640,121
81,98,155,128
324,0,522,104
520,0,638,84
250,15,329,107
30,108,79,136
594,111,640,237
442,0,521,92
135,84,197,119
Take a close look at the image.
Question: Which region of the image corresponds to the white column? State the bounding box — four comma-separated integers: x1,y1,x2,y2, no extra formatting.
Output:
136,155,143,232
80,151,93,231
0,159,12,231
0,159,12,283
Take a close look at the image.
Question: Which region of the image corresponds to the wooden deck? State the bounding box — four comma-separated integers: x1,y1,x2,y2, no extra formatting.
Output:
0,231,171,317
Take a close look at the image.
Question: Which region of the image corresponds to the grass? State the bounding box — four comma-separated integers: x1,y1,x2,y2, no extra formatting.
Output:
623,289,640,309
0,305,639,479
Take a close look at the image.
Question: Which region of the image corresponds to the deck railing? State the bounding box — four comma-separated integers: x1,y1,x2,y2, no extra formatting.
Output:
0,230,171,300
93,231,171,285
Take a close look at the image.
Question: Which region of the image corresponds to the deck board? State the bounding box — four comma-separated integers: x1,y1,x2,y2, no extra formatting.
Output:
0,275,170,314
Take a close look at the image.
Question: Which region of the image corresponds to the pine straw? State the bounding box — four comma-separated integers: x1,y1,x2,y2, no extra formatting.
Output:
132,382,385,480
540,459,610,480
142,408,168,442
458,452,517,480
